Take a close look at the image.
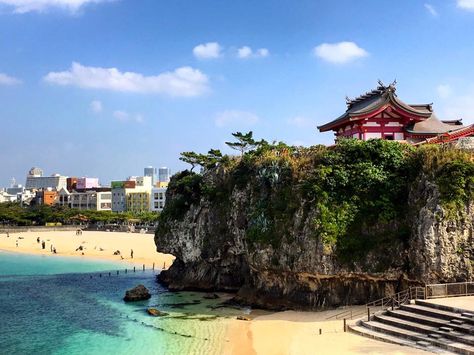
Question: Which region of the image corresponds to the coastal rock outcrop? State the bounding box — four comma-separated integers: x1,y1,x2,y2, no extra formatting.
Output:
123,284,151,302
156,140,474,310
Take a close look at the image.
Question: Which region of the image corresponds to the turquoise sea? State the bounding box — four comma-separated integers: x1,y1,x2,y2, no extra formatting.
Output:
0,251,243,355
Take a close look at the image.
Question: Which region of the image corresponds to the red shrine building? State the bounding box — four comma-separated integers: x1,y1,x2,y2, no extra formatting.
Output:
317,81,474,145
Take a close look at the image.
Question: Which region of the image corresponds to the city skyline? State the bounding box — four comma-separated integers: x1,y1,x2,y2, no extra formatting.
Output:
2,0,474,186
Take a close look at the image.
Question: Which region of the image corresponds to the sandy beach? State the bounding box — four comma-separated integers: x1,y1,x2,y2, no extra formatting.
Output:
0,229,428,354
224,309,429,355
0,230,175,268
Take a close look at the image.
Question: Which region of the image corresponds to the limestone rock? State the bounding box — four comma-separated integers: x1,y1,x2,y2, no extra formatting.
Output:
147,308,168,317
123,284,151,302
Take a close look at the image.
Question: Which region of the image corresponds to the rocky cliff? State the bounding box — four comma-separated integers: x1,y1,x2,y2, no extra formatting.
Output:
155,140,474,310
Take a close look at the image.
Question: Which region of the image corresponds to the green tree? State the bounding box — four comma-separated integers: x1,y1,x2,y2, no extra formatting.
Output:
225,131,256,155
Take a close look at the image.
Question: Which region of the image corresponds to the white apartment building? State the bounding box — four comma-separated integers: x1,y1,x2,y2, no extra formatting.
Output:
58,189,112,211
150,187,167,212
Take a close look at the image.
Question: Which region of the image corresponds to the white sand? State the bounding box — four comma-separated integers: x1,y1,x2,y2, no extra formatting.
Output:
224,308,429,355
0,230,174,268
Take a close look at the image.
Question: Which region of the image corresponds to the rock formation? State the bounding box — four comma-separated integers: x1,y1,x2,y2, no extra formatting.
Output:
123,284,151,302
156,140,474,310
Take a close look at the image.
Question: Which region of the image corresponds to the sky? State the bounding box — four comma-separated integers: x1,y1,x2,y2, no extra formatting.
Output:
1,0,474,186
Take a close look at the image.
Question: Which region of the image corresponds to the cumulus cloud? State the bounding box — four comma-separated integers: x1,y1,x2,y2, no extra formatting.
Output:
0,73,21,85
215,110,260,127
314,41,368,64
44,62,209,97
424,3,438,17
237,46,269,59
90,100,103,113
457,0,474,11
0,0,114,13
437,84,452,99
113,110,143,123
193,42,222,59
287,116,315,128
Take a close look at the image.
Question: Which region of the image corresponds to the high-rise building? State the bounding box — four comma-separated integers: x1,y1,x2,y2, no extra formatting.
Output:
144,166,157,185
158,167,171,183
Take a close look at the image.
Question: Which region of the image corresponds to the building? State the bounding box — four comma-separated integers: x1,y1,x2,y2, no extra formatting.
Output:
58,188,112,211
144,166,157,185
158,167,171,183
150,187,167,212
67,177,78,192
318,81,474,145
111,176,154,212
0,191,17,203
25,167,67,191
76,177,100,190
127,191,150,213
35,190,58,205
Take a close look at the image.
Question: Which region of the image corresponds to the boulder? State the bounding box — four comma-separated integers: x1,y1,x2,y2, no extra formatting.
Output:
236,315,251,321
123,284,151,302
147,308,168,317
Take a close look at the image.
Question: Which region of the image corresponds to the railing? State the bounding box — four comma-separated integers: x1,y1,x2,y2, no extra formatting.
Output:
425,282,474,299
326,287,426,321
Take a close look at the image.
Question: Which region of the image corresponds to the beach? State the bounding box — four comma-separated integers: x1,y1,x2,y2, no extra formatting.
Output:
224,310,429,355
0,229,428,354
0,229,174,268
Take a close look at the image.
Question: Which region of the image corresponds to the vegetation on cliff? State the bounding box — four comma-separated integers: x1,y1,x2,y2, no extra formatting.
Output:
159,134,474,266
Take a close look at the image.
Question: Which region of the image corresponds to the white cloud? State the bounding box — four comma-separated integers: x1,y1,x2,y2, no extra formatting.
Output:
0,0,114,13
193,42,222,59
457,0,474,11
90,100,103,113
0,73,21,85
437,84,452,99
313,41,368,64
424,3,438,17
113,110,143,123
44,62,209,97
287,116,315,128
215,110,260,127
237,46,269,59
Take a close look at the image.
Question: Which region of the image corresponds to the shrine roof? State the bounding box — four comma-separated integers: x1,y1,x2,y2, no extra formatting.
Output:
405,114,464,134
318,81,433,132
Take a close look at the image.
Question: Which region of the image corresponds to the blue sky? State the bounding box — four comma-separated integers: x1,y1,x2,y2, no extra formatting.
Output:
1,0,474,186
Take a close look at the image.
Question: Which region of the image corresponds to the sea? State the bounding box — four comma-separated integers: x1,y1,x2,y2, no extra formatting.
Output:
0,251,245,355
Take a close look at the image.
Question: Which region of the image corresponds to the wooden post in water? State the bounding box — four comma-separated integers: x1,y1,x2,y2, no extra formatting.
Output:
134,266,136,272
99,274,102,278
109,272,111,277
125,268,127,274
143,264,145,271
117,270,119,275
153,262,155,270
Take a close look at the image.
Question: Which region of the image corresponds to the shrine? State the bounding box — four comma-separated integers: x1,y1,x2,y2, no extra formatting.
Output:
317,81,474,145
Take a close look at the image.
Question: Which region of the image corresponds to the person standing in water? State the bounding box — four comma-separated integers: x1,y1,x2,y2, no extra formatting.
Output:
130,249,134,259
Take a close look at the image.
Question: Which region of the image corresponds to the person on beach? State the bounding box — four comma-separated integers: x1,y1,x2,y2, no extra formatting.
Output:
53,247,57,254
7,232,9,238
16,241,18,247
131,249,134,259
36,237,40,244
41,241,45,250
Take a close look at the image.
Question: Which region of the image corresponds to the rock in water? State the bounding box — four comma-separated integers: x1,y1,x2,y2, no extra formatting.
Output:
203,293,220,299
123,284,151,302
147,308,168,317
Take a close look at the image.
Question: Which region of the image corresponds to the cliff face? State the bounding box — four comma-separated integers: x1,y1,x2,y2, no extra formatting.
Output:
156,141,474,310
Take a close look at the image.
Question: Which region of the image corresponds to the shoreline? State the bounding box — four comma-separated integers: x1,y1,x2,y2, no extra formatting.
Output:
0,230,175,269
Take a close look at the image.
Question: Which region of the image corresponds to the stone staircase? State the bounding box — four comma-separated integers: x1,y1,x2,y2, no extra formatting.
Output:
350,299,474,354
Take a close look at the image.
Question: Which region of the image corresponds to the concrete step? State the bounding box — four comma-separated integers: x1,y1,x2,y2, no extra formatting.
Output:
375,314,474,347
348,324,439,352
361,320,474,355
402,304,474,327
416,300,474,325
